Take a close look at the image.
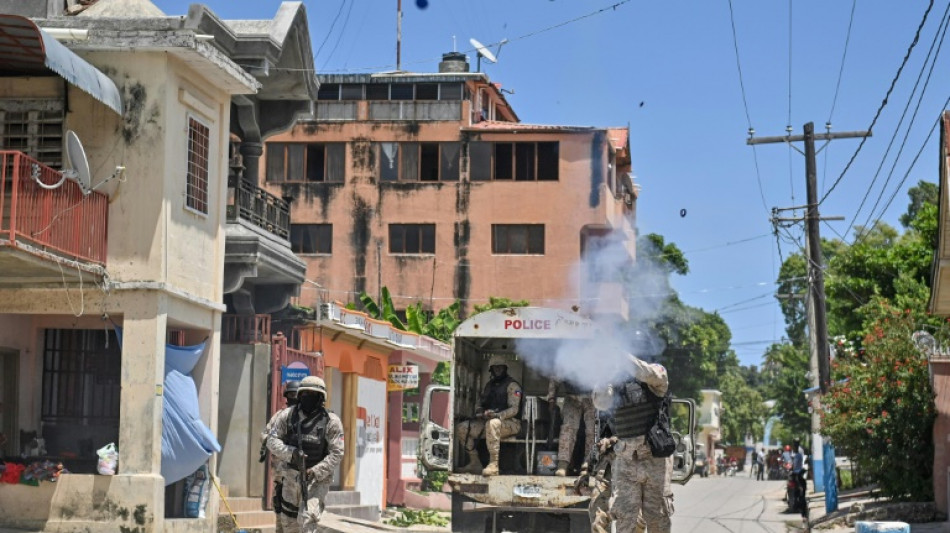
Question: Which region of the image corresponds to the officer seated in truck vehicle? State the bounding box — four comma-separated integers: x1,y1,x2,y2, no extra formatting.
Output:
454,355,524,476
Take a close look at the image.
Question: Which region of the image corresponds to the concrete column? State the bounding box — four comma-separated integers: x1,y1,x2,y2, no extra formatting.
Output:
240,142,264,186
119,296,168,474
342,372,359,490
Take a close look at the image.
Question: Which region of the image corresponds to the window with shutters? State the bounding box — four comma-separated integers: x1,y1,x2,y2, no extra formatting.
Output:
267,142,345,183
469,141,559,181
290,224,332,254
379,142,459,181
389,223,435,254
0,99,64,168
186,115,211,215
492,224,545,254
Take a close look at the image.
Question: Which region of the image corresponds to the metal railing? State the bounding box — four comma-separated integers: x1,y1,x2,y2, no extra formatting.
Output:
0,151,108,264
221,314,272,344
227,178,290,240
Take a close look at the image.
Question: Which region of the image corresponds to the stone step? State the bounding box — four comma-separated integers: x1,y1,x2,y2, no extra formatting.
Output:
223,510,276,529
218,496,266,513
326,504,381,522
325,490,360,506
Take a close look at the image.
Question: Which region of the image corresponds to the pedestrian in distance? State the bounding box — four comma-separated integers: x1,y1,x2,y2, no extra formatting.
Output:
264,376,344,532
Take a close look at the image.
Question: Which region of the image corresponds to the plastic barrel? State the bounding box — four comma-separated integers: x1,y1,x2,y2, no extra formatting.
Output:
855,522,910,533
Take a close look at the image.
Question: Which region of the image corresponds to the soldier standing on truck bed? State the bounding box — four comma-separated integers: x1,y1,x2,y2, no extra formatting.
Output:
455,355,523,476
546,378,595,476
592,354,674,533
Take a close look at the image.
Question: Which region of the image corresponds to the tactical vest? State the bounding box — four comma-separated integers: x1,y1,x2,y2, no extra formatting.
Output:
481,375,524,418
285,407,329,468
612,380,662,439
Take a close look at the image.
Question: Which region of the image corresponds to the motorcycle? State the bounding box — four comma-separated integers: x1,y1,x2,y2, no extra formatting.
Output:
786,468,808,516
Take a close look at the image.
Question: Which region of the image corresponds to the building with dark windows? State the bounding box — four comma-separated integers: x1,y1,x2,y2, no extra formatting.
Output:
258,52,637,506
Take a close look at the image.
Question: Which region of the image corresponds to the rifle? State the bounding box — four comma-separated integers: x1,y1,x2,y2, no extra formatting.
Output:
546,399,558,448
294,411,308,509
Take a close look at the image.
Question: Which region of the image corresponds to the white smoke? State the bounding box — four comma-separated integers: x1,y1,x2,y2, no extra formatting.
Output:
514,230,673,391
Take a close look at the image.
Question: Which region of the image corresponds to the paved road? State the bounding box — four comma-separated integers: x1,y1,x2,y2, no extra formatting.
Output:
672,473,804,533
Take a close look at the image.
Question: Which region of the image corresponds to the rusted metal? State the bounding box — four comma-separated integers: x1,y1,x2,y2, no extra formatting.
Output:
0,150,108,264
448,474,588,509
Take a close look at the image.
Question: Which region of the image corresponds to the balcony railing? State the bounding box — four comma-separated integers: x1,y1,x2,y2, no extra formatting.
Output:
221,314,272,344
0,151,108,264
227,178,290,240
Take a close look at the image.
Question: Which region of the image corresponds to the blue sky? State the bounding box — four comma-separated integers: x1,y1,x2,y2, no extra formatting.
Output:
155,0,948,367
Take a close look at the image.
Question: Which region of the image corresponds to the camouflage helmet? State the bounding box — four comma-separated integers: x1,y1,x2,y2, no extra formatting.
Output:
487,355,510,369
297,375,327,396
283,380,300,397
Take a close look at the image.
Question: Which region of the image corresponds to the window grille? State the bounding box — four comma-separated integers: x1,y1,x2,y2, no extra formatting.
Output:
41,329,121,424
0,99,64,168
186,116,211,214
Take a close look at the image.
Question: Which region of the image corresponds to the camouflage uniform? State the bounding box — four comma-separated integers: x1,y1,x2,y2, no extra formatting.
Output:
547,379,595,474
455,359,522,476
606,356,673,533
265,407,344,532
262,405,293,533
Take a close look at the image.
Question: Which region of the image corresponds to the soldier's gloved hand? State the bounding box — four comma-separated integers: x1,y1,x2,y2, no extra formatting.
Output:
597,436,618,455
572,462,590,496
306,469,315,483
291,448,307,464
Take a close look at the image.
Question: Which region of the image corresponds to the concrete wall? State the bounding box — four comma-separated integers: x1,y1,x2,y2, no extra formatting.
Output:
932,360,950,516
217,343,270,498
262,122,630,316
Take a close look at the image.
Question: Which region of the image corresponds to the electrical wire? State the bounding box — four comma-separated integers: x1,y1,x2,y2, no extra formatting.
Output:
843,1,950,240
820,0,936,206
726,0,769,214
787,0,793,130
827,0,858,122
320,0,356,69
313,0,349,64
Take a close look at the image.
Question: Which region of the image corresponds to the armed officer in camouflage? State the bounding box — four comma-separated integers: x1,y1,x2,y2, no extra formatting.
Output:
265,376,344,532
592,354,673,533
455,355,523,476
546,378,595,476
260,380,300,532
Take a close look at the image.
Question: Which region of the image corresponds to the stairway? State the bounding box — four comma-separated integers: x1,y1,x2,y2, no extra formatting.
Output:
325,490,381,522
217,488,381,530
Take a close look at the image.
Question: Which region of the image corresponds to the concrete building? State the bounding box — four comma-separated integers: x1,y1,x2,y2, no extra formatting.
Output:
0,1,319,530
697,389,723,472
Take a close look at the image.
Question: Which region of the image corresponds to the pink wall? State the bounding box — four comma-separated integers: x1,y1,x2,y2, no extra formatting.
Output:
932,360,950,515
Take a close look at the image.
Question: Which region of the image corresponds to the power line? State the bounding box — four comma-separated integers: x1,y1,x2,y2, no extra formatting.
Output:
313,0,349,63
844,1,950,239
726,0,769,214
320,0,356,69
819,0,936,206
827,0,858,122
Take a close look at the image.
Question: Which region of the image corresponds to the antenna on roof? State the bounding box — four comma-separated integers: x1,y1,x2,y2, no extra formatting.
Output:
470,37,507,72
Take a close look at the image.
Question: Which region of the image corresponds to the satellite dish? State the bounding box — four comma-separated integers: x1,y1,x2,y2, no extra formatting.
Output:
470,38,497,64
64,130,92,195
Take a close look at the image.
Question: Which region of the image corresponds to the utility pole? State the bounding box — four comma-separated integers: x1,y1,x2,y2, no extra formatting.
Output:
749,121,869,508
749,122,868,393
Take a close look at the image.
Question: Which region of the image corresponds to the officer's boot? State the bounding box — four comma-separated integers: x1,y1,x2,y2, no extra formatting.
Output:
459,449,482,474
555,460,569,477
482,450,500,476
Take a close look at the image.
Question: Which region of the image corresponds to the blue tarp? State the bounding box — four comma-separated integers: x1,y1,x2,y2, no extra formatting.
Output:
115,328,220,485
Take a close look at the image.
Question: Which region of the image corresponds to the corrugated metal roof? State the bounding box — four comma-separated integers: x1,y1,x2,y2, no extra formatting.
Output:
0,14,122,114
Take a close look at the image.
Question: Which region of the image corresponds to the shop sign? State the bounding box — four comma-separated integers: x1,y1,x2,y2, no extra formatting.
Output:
282,361,309,383
387,364,419,391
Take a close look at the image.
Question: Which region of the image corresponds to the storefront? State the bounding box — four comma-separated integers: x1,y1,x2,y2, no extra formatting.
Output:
292,303,451,510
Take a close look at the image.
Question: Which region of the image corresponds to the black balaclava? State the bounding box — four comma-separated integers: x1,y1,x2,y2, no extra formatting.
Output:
298,392,325,415
489,364,508,382
285,393,298,407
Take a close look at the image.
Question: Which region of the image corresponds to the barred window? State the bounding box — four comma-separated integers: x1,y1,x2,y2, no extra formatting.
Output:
186,116,211,214
0,99,64,168
42,329,121,424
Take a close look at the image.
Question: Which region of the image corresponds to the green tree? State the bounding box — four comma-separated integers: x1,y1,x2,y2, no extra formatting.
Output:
658,300,737,400
718,371,767,444
821,303,936,500
899,180,938,229
761,343,810,440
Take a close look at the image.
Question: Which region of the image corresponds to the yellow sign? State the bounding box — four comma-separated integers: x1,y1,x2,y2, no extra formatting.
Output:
387,364,419,392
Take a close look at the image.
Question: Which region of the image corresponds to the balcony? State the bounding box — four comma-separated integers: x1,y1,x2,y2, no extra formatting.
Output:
0,151,107,285
226,177,289,240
